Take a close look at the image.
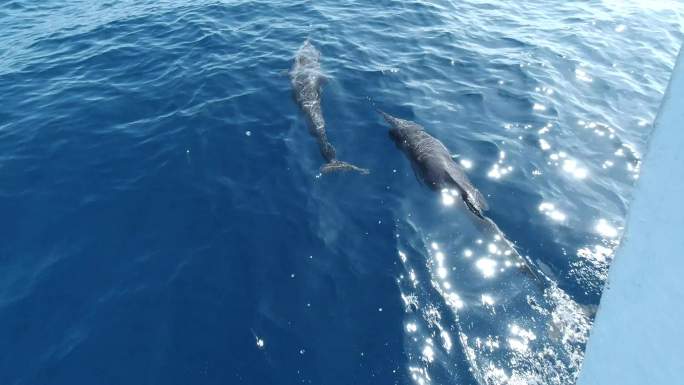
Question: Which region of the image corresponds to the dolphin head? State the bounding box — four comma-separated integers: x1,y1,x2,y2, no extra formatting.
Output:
377,110,423,145
294,40,321,68
388,125,405,144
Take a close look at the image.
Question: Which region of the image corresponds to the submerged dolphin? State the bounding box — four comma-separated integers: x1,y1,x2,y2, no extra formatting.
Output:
378,110,488,218
290,40,368,175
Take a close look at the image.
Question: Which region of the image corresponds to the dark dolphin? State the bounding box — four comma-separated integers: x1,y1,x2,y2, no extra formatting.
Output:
378,110,487,217
290,40,368,175
378,110,542,279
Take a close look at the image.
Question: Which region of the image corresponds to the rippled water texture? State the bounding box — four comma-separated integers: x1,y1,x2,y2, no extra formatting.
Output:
1,1,682,384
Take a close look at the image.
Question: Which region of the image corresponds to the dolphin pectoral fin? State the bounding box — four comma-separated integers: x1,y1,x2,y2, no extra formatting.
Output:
320,160,370,175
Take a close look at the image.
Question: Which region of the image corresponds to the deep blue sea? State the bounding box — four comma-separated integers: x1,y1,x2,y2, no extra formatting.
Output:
1,1,682,384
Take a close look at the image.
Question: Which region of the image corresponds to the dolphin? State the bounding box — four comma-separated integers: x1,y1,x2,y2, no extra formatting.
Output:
290,40,369,175
378,110,542,279
378,110,488,218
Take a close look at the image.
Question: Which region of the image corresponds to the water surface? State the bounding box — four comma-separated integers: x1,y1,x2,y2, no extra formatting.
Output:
0,1,682,384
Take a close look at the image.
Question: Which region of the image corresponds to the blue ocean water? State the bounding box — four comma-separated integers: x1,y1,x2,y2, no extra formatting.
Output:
1,1,682,384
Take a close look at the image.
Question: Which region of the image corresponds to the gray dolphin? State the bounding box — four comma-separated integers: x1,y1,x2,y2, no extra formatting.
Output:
378,110,488,218
290,40,369,175
379,110,542,279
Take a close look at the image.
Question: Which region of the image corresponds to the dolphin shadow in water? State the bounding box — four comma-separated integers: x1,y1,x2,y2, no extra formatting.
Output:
290,40,369,175
378,109,543,280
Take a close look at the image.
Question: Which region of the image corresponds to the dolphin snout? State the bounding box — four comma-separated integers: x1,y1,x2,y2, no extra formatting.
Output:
375,109,393,125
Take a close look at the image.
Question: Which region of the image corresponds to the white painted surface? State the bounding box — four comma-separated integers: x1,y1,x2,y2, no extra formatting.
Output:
577,46,684,385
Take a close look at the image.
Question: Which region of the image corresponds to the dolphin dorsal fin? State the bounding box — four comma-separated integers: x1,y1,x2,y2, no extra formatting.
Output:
469,189,489,212
445,166,489,213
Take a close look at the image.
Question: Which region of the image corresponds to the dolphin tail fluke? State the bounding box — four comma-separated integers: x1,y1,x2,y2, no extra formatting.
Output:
320,160,370,175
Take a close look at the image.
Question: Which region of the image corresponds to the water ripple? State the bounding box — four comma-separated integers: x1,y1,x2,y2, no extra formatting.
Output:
0,1,682,384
